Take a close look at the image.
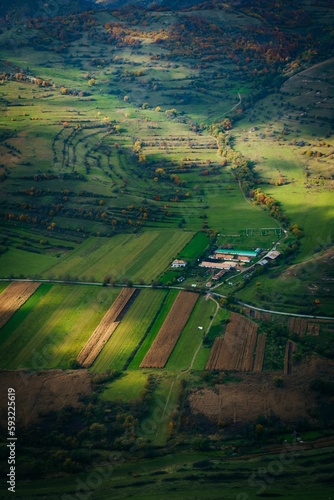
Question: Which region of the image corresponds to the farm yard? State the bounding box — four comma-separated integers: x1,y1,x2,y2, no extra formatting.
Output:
236,246,334,316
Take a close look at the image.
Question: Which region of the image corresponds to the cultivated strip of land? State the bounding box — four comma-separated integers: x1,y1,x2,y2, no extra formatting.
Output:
140,291,199,368
0,281,40,330
284,340,298,375
77,288,136,368
206,312,258,371
253,333,266,373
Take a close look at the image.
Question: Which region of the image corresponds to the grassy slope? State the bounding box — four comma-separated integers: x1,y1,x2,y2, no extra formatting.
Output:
146,375,182,447
236,137,333,261
100,371,148,402
0,249,59,277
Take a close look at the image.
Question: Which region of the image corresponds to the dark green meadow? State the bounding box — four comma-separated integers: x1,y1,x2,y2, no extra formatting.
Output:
4,443,334,499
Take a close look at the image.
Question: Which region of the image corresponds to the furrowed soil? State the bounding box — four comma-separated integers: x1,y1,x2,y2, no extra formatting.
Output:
253,333,266,372
206,313,258,371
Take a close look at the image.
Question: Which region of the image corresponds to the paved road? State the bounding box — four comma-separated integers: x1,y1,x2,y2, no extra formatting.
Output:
1,277,333,320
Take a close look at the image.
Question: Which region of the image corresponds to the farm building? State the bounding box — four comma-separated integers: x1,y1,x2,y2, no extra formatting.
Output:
200,261,238,270
214,249,258,263
212,270,225,281
237,256,251,263
171,259,187,268
257,259,269,266
266,250,281,260
215,249,258,258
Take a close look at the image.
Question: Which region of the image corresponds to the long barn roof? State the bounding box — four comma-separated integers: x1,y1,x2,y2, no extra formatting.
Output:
216,249,258,256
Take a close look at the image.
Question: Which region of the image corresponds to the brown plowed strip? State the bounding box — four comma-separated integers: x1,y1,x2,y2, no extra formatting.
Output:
77,288,136,368
241,329,257,371
140,291,198,368
307,322,320,336
0,281,40,330
284,340,298,375
253,334,266,372
207,337,225,369
206,312,258,371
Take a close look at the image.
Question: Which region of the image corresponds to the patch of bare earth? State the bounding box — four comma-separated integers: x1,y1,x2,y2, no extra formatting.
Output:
189,356,334,426
0,369,91,427
206,312,258,371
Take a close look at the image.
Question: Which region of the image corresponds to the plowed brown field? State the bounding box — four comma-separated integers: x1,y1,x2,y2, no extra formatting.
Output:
77,288,136,368
206,312,258,371
284,340,298,375
253,333,266,372
288,317,308,337
140,291,198,368
0,281,40,330
189,356,334,426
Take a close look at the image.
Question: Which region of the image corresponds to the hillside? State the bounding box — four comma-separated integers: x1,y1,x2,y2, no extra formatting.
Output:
0,1,334,498
0,0,333,313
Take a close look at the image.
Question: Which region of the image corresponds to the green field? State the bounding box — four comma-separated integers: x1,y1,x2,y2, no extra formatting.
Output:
178,231,210,259
0,284,120,369
0,248,60,278
44,231,193,282
128,289,179,369
145,375,182,447
100,371,148,403
0,282,9,294
91,289,168,372
165,296,217,371
192,306,231,370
